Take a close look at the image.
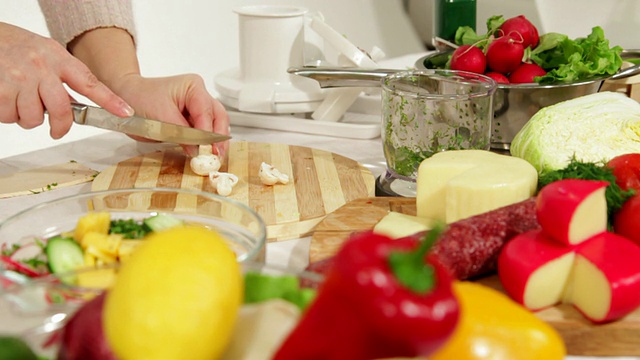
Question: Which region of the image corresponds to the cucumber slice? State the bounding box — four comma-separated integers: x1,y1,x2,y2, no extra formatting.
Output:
45,236,84,276
143,213,184,232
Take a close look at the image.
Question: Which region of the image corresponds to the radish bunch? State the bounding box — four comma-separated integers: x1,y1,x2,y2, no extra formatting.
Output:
449,15,546,84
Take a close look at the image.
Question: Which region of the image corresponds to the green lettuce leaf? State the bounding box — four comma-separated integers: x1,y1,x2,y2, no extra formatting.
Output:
531,26,623,83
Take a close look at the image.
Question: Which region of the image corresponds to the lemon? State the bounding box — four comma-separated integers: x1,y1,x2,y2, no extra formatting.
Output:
103,225,243,360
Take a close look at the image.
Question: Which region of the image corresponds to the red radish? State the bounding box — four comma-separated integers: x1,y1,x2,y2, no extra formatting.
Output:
450,45,486,74
485,36,524,75
498,15,540,49
613,194,640,246
509,63,547,84
607,153,640,192
536,179,608,245
58,292,117,360
568,232,640,323
485,72,509,84
498,230,575,311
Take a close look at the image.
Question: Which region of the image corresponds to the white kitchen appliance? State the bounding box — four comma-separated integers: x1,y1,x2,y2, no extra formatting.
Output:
214,5,386,139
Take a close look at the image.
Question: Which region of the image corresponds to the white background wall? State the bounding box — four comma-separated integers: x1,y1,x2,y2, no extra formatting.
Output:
0,0,426,159
1,0,638,159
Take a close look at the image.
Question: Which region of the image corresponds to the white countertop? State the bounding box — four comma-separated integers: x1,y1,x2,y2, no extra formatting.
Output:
0,126,637,360
0,125,386,270
0,125,386,336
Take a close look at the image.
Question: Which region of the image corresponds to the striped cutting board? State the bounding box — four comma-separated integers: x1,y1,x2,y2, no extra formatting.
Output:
91,141,375,241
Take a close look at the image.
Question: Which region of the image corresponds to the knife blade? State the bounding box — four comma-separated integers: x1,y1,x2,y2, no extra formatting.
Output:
71,102,231,145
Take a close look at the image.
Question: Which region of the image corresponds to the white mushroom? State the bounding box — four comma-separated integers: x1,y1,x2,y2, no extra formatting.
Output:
259,162,289,186
190,154,221,176
209,171,239,197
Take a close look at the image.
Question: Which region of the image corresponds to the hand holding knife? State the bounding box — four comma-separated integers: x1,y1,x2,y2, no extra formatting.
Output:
70,102,231,145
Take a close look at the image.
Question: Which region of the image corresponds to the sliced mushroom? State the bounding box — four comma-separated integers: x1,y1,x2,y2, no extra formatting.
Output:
259,162,289,186
209,171,239,197
189,145,221,176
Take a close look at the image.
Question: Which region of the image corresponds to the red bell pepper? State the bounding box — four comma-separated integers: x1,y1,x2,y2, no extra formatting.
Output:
274,225,459,359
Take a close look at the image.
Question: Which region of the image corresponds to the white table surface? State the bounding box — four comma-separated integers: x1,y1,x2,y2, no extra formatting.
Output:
0,126,637,360
0,125,386,337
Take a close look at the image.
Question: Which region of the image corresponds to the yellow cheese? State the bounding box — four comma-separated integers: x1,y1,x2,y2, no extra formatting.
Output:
373,211,434,239
416,150,538,223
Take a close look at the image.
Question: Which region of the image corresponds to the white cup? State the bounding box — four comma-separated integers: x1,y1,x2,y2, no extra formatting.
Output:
235,5,308,84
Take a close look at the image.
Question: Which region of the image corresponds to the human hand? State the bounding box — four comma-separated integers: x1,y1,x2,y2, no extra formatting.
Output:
0,22,133,138
107,73,230,159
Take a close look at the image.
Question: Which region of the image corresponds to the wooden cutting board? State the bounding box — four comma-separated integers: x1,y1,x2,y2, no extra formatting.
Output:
0,162,97,199
310,197,640,357
91,141,375,241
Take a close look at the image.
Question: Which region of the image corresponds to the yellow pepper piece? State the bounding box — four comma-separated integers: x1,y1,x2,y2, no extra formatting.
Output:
83,251,97,267
430,281,566,360
85,245,117,264
76,267,117,289
81,232,122,257
74,211,111,242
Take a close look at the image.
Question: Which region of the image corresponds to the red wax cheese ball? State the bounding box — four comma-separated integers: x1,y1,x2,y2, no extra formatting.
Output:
536,179,608,245
568,232,640,323
509,63,546,84
450,45,487,74
498,229,574,311
499,230,640,324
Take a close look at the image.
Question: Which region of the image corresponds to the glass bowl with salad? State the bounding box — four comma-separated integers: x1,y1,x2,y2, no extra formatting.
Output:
0,188,267,295
0,261,322,360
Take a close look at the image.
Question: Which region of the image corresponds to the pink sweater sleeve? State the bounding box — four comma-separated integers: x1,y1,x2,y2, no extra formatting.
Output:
38,0,136,47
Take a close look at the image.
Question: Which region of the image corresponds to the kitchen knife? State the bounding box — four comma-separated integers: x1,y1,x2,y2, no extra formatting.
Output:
71,102,231,145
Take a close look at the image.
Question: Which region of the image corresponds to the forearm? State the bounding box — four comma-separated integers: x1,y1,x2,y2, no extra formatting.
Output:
39,0,139,89
68,27,140,89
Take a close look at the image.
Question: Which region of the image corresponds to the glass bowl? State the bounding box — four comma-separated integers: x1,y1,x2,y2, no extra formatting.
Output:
1,261,323,359
0,188,266,294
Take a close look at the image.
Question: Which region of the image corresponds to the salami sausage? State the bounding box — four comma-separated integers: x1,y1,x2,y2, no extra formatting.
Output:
425,197,539,279
307,198,540,280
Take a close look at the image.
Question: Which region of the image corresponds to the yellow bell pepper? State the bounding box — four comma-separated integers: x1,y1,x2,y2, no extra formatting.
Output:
430,281,566,360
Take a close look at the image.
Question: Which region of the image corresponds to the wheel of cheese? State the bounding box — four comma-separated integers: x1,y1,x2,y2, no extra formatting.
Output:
416,150,538,223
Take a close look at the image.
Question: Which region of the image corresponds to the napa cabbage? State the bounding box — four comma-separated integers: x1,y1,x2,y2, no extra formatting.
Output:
510,91,640,175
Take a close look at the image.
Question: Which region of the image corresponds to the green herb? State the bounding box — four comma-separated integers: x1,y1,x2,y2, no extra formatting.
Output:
1,243,21,257
538,157,635,225
109,219,152,239
45,183,58,190
21,257,48,269
392,147,430,177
